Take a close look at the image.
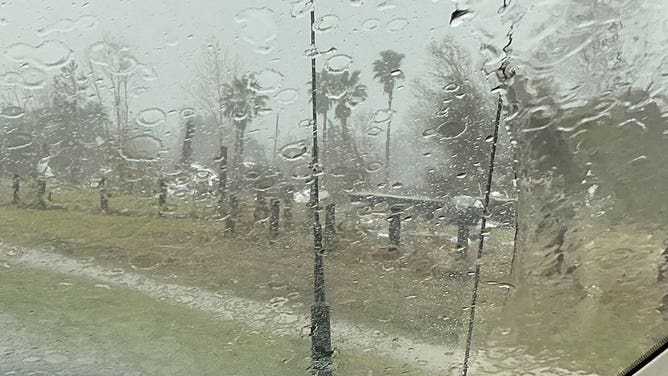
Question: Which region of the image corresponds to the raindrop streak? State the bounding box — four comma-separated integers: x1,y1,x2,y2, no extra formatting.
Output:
281,141,308,160
325,54,353,73
450,9,474,27
136,108,166,127
386,18,409,32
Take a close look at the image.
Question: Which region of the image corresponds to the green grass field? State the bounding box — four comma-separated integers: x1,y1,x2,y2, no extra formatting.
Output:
0,265,434,376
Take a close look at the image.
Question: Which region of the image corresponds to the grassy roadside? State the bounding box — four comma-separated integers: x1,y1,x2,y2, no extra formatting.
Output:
0,264,434,376
0,203,512,346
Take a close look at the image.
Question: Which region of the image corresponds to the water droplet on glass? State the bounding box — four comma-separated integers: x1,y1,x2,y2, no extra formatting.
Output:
362,18,381,31
1,106,26,119
422,127,439,138
37,15,98,36
180,108,195,117
19,66,47,89
234,7,277,54
366,161,383,172
299,119,314,128
350,0,364,7
281,141,308,160
1,71,23,86
136,107,166,127
377,0,397,11
450,9,474,27
315,14,339,32
391,182,403,189
370,109,395,124
386,18,409,32
139,64,158,81
5,132,32,150
252,69,283,94
456,172,467,179
365,126,383,136
121,135,162,162
325,54,353,73
290,0,313,18
443,83,459,92
289,164,312,180
390,69,403,77
5,40,73,69
253,177,275,191
275,88,298,104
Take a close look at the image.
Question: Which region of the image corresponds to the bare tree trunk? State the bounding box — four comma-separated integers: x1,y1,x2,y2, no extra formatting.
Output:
232,120,247,191
181,118,196,166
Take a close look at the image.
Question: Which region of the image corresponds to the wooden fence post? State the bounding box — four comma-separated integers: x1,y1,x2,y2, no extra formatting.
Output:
99,178,109,212
270,198,280,239
12,174,19,205
226,195,238,234
158,177,167,216
389,205,401,247
36,177,47,209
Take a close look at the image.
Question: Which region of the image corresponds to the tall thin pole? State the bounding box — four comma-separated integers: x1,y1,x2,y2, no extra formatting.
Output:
385,94,392,185
272,111,280,164
309,2,333,375
461,95,503,376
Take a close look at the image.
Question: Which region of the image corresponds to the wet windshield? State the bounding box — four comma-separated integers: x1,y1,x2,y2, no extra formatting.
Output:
0,0,666,375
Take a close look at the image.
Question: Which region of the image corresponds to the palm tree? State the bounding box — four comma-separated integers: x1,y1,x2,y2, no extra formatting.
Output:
372,50,405,182
221,73,269,184
333,70,367,150
328,70,367,191
314,69,335,139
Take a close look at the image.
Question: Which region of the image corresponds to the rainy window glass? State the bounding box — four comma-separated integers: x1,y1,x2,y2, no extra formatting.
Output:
1,0,667,375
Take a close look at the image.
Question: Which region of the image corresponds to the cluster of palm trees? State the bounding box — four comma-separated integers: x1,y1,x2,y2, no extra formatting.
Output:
313,49,405,183
205,49,405,192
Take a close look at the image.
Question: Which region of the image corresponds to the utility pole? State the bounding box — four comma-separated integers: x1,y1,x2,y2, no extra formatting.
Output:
308,2,333,375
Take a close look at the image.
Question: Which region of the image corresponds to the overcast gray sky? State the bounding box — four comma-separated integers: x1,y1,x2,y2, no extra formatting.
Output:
1,0,665,185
